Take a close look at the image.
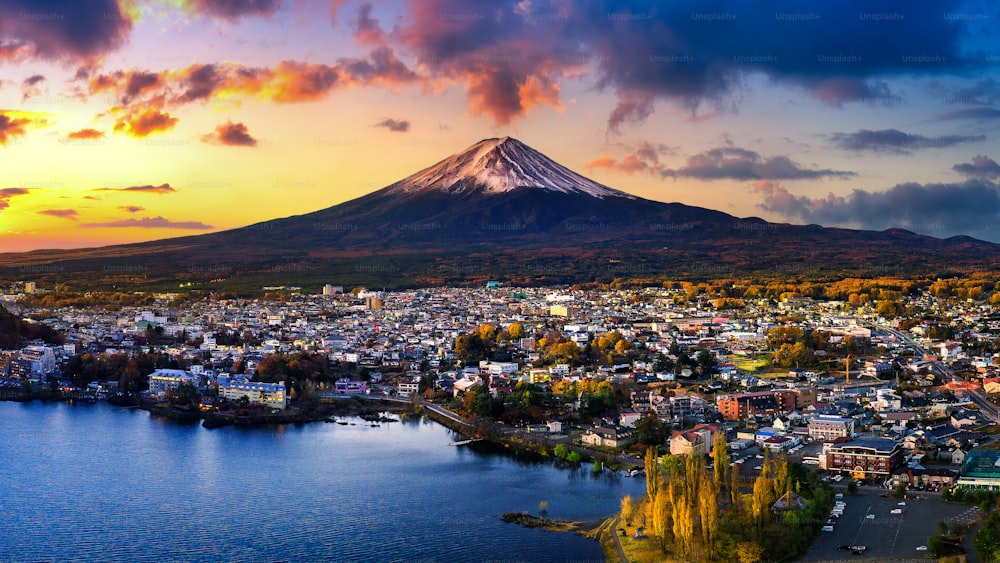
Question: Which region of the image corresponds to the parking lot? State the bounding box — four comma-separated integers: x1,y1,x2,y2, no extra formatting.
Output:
801,489,973,561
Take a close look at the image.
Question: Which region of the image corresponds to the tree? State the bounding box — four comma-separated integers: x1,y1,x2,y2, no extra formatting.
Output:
927,534,946,558
699,475,719,557
751,472,774,526
847,480,858,495
651,489,671,552
166,382,199,408
697,349,717,375
671,486,694,559
893,482,907,499
620,495,634,525
507,322,525,340
730,465,741,511
635,414,667,447
713,431,728,486
644,447,660,501
737,541,764,563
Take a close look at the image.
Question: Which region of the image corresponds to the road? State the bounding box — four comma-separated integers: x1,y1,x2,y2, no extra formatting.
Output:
605,516,627,563
883,326,999,423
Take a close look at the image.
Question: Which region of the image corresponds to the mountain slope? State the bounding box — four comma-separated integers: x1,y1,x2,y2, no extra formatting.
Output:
1,137,999,288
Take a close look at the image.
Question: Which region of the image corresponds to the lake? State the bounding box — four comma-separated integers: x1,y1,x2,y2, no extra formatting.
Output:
0,401,643,562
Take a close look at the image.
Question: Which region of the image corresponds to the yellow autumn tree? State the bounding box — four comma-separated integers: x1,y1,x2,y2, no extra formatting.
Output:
620,495,634,525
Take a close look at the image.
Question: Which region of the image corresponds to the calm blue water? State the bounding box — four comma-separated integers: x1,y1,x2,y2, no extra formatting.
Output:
0,402,642,562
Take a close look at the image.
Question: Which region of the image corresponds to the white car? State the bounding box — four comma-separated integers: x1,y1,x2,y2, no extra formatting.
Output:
897,501,906,506
890,508,902,514
822,525,834,532
916,546,928,551
865,514,875,519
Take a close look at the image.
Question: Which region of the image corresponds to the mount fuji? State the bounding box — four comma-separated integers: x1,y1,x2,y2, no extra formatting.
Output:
2,137,999,288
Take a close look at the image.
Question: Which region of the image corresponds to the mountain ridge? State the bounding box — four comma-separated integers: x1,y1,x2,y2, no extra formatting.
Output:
1,137,999,289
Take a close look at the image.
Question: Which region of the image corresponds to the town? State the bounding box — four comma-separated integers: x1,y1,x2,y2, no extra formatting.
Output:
2,278,1000,561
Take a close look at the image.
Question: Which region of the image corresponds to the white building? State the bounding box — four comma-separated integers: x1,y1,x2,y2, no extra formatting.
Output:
148,369,197,397
18,345,56,375
217,376,286,409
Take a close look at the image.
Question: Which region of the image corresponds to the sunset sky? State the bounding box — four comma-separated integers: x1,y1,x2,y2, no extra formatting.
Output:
1,0,1000,251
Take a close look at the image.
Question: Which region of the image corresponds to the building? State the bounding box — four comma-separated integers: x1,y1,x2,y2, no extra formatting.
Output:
397,377,420,398
792,387,818,409
808,415,856,441
955,447,1000,491
148,369,198,397
825,438,904,482
891,467,957,490
549,305,575,317
619,410,642,428
17,345,56,375
668,423,716,456
670,430,707,457
334,378,368,395
581,426,635,449
322,284,343,296
717,390,797,421
217,376,286,409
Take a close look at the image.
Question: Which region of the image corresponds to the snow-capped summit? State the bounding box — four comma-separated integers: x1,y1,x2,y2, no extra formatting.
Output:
384,137,635,199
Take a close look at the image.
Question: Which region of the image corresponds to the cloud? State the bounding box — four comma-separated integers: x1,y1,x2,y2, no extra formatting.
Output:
0,112,31,145
953,155,1000,180
20,74,45,101
606,92,656,134
96,184,176,194
751,178,1000,237
586,141,674,175
383,1,993,130
112,106,178,137
936,107,1000,121
203,121,258,146
38,209,78,220
830,129,985,154
65,128,105,140
0,1,133,63
661,147,855,181
352,2,386,45
373,118,410,132
0,187,31,211
82,216,214,230
118,205,145,213
182,0,284,20
88,49,418,113
944,79,1000,106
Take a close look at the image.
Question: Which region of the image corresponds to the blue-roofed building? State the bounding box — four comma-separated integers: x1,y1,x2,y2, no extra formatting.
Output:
956,447,1000,491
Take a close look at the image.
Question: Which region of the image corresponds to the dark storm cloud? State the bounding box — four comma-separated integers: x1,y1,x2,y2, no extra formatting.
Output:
0,0,132,62
752,179,1000,236
830,129,985,154
953,155,1000,180
390,0,988,129
661,147,855,181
